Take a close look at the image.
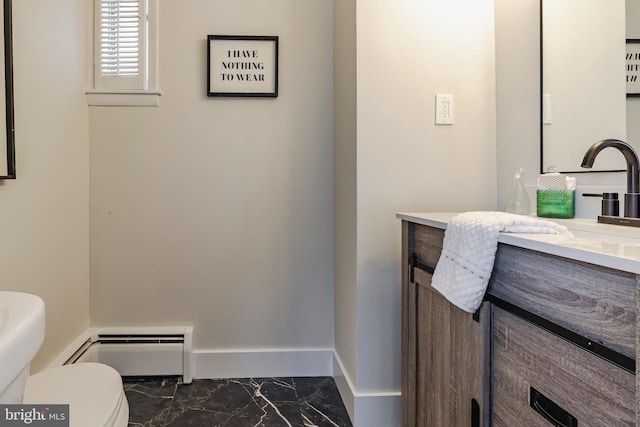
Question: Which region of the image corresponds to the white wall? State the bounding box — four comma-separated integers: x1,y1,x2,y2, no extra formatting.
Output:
333,0,358,396
356,0,497,389
89,0,335,356
335,0,497,424
0,0,90,372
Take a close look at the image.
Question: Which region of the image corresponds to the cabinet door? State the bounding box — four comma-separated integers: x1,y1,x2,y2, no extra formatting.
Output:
405,266,486,427
492,307,635,426
402,222,487,427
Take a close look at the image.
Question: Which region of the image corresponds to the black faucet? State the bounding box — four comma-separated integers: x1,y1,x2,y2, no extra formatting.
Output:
581,139,640,218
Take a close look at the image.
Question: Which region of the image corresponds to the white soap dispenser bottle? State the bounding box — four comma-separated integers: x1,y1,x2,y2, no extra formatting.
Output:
505,167,531,215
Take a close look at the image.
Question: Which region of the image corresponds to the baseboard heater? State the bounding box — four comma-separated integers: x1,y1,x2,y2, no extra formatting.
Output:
64,327,193,383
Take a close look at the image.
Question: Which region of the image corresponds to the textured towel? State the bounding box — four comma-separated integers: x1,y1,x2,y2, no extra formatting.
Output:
431,211,573,313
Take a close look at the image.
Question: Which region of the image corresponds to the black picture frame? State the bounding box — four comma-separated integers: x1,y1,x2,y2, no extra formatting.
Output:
0,0,14,179
207,35,278,98
626,39,640,97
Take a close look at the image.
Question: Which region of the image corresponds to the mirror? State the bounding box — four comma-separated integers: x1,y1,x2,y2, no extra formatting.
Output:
541,0,633,174
0,0,14,179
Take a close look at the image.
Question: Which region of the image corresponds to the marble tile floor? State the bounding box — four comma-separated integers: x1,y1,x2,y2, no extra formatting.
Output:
124,376,353,427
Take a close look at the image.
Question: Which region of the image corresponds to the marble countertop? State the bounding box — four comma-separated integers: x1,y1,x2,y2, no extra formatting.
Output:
396,212,640,275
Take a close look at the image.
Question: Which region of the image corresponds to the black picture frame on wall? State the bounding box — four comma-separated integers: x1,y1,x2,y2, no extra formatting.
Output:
0,0,15,179
626,39,640,97
207,35,279,98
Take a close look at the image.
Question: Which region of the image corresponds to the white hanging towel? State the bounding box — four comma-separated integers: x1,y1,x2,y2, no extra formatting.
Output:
430,211,572,313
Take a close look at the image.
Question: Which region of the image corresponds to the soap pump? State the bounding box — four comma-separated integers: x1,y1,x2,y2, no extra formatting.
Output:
506,167,531,215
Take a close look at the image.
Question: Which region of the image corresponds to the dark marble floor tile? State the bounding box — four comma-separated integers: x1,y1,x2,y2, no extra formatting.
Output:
125,377,353,427
164,378,305,427
124,378,178,427
294,377,352,427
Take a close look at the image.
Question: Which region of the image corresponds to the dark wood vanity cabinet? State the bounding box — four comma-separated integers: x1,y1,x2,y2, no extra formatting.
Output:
401,220,638,427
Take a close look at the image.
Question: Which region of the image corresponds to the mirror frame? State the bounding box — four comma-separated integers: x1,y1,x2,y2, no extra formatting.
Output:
539,0,544,174
1,0,14,179
539,0,625,175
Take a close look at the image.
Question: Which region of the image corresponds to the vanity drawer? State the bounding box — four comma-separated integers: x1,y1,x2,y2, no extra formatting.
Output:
492,307,635,426
487,244,637,359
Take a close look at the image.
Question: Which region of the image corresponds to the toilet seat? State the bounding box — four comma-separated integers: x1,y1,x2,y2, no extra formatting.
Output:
23,362,129,427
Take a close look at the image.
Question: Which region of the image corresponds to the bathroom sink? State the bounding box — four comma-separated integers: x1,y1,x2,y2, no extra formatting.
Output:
0,292,45,401
552,217,640,245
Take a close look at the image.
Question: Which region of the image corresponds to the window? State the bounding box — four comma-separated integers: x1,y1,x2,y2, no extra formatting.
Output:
95,0,146,90
88,0,160,106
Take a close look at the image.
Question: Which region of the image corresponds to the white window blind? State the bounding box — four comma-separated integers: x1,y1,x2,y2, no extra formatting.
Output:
95,0,147,90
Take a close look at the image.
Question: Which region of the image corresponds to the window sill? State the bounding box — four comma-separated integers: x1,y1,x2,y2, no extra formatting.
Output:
86,90,163,107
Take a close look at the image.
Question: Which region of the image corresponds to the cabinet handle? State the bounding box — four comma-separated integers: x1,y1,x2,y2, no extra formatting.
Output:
471,399,480,427
530,387,578,427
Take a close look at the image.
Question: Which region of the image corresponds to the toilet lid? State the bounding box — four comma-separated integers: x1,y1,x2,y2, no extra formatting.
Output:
23,362,125,427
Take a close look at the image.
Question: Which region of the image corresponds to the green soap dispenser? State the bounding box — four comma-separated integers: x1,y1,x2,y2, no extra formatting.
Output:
505,167,531,215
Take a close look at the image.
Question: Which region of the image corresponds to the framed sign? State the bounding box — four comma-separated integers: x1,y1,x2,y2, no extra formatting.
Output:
207,35,278,97
626,39,640,97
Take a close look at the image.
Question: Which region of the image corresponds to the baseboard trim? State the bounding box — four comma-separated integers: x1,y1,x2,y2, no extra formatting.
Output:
193,348,334,379
331,351,355,421
332,352,401,427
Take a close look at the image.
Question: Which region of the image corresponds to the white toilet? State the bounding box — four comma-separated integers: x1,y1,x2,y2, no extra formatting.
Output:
0,291,129,427
23,362,129,427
